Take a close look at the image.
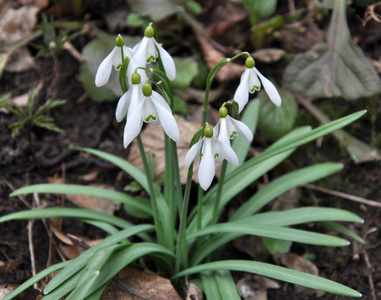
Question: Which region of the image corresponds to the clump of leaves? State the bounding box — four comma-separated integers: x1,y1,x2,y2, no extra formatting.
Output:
0,90,66,137
32,14,84,57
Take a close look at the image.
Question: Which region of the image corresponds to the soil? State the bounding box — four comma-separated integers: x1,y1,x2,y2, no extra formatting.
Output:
1,1,381,300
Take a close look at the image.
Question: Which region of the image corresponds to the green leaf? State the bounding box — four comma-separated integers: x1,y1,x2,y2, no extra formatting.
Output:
128,0,186,21
215,270,241,300
10,183,152,217
187,222,350,247
172,260,362,297
27,89,35,117
283,0,381,100
258,88,297,140
35,122,63,133
320,221,365,243
69,147,150,194
171,57,199,90
262,237,292,255
44,225,155,294
201,272,222,299
126,12,147,27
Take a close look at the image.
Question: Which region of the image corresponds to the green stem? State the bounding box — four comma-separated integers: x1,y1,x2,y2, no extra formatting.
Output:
211,160,228,226
164,134,175,252
170,140,183,217
136,135,164,246
175,166,193,273
196,185,204,248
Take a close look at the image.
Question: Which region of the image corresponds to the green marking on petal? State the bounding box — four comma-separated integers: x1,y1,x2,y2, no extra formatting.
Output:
147,56,156,63
145,115,157,122
214,153,219,159
230,131,237,139
250,85,260,93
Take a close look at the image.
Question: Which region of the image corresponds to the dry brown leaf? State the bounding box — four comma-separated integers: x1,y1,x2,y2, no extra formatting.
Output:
237,274,280,300
100,267,182,300
0,260,19,279
274,253,325,297
4,47,36,72
233,235,269,262
0,283,41,299
65,184,121,215
174,85,224,104
128,116,200,184
186,282,204,300
195,33,245,81
252,49,285,64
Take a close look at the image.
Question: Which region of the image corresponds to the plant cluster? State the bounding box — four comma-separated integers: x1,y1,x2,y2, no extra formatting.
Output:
0,22,366,299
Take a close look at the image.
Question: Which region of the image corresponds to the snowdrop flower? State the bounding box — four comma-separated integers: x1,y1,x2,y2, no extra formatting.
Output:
132,23,176,81
234,57,281,113
185,124,238,190
214,107,253,145
115,72,144,122
123,81,179,148
95,35,135,87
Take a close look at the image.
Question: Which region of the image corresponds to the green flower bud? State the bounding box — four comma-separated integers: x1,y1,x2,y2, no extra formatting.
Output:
131,73,141,85
219,106,228,118
245,56,255,69
142,82,152,97
204,123,213,138
144,24,155,38
115,34,125,47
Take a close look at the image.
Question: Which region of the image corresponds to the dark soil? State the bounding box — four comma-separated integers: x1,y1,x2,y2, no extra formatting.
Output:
1,2,381,300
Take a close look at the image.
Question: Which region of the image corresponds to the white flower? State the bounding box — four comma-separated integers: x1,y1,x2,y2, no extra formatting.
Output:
185,126,238,190
115,81,143,122
234,57,281,113
132,25,176,81
214,115,253,145
122,83,179,148
95,45,135,87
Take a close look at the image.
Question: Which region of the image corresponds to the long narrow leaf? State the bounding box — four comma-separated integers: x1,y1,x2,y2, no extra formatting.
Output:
172,260,362,297
215,270,241,300
320,221,365,243
10,184,152,217
68,147,149,193
188,222,349,247
201,272,223,299
231,163,344,221
44,225,155,294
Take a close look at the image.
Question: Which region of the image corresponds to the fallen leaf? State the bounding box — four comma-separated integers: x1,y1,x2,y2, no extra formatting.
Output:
274,253,325,297
0,260,20,279
252,48,284,63
100,267,182,300
128,116,200,184
233,235,269,262
174,85,224,104
283,0,381,100
195,33,245,81
237,274,280,300
128,0,185,22
65,184,122,215
4,47,36,72
186,283,204,300
0,283,41,300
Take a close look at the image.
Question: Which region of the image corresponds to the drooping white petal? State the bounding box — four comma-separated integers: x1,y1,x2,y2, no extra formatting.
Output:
155,40,176,81
126,84,143,119
151,91,179,142
95,47,117,87
217,140,239,166
234,69,251,113
146,38,158,63
217,118,230,145
184,139,202,168
228,116,253,142
225,117,237,140
199,138,215,190
132,37,150,67
254,67,281,107
123,100,144,148
248,68,261,93
115,89,132,122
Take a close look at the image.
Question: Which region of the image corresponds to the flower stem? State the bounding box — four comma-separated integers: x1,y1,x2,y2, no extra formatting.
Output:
175,165,193,273
196,185,204,248
136,135,164,246
211,160,228,226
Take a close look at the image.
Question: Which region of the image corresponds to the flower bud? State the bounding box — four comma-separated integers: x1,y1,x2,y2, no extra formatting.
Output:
144,24,155,38
131,73,141,85
219,106,228,118
115,34,125,47
204,123,213,138
142,82,152,97
245,57,255,69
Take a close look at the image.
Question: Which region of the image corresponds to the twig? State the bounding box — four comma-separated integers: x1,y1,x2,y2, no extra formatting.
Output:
3,179,31,209
28,194,38,289
363,250,377,300
302,183,381,208
62,41,85,63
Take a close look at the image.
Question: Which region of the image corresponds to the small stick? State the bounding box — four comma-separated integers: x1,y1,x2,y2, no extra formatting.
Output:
363,250,377,300
3,179,31,209
302,183,381,208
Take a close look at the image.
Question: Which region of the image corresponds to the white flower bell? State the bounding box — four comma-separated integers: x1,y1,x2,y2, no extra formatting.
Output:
234,57,281,113
185,124,238,190
214,107,253,146
132,24,176,81
95,35,135,87
123,81,179,148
